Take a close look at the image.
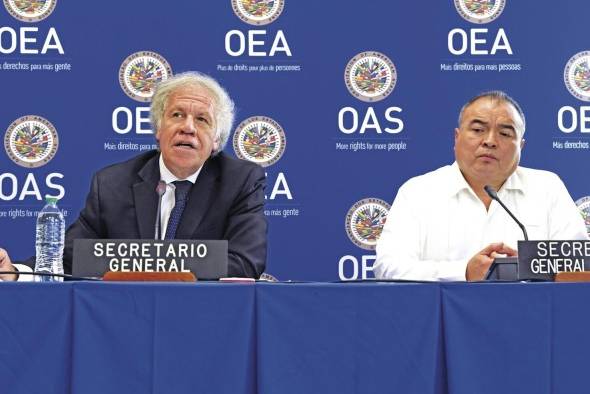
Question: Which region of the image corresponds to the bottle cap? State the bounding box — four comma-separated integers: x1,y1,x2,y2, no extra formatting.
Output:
45,197,58,204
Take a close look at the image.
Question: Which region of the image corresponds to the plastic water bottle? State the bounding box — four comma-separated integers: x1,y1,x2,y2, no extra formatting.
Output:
34,197,65,282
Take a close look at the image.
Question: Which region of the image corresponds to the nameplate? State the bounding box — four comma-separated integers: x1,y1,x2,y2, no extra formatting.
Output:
517,240,590,281
73,239,228,280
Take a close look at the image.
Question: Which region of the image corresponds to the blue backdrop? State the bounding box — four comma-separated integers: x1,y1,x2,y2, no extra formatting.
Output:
1,0,589,280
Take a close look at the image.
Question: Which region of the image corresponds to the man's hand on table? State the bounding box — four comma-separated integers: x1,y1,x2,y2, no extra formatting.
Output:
466,242,517,281
0,248,18,281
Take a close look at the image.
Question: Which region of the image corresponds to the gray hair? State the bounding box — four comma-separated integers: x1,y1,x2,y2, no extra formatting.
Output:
458,90,526,137
150,71,235,155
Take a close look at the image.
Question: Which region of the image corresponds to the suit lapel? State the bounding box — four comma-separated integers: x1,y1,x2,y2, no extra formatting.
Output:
175,156,220,239
133,154,161,239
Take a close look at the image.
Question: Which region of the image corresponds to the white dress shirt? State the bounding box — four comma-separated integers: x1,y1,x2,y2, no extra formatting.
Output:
158,154,202,239
374,162,589,281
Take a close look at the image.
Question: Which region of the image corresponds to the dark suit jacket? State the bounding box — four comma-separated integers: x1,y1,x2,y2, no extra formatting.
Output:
61,150,267,278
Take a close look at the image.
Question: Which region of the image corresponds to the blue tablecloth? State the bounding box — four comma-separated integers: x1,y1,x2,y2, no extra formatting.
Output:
2,281,589,394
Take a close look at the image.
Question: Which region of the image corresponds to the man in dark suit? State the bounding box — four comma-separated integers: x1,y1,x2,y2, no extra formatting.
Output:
0,71,267,279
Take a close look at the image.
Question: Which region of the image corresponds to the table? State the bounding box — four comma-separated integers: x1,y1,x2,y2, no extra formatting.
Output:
2,281,589,394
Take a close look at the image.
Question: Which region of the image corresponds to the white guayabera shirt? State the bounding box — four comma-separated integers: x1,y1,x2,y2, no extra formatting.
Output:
373,162,589,281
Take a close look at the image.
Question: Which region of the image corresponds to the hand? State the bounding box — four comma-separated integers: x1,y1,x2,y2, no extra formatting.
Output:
0,248,18,281
465,242,517,281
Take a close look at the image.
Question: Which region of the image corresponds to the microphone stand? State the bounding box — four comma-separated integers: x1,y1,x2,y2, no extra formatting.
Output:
154,181,167,240
484,185,528,240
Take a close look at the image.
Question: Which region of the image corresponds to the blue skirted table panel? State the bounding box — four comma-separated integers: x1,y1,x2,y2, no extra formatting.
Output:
1,281,588,394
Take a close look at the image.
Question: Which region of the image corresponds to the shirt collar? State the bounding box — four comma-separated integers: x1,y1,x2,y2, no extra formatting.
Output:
448,161,525,197
448,162,471,197
158,154,201,185
500,167,525,194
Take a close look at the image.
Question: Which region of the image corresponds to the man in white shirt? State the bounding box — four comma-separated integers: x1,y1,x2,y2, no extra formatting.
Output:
374,91,588,281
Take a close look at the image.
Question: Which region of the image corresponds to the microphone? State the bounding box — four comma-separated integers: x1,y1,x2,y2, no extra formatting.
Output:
154,181,167,240
484,185,528,240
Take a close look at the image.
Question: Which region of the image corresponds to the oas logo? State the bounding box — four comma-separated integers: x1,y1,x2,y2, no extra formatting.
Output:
4,115,58,168
231,0,284,26
233,116,286,167
576,196,590,236
564,51,590,102
119,51,172,102
345,52,397,102
345,198,390,250
454,0,506,24
3,0,56,22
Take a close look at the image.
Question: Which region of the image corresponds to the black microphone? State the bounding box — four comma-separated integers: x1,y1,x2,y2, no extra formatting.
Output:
484,185,528,240
154,181,167,240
